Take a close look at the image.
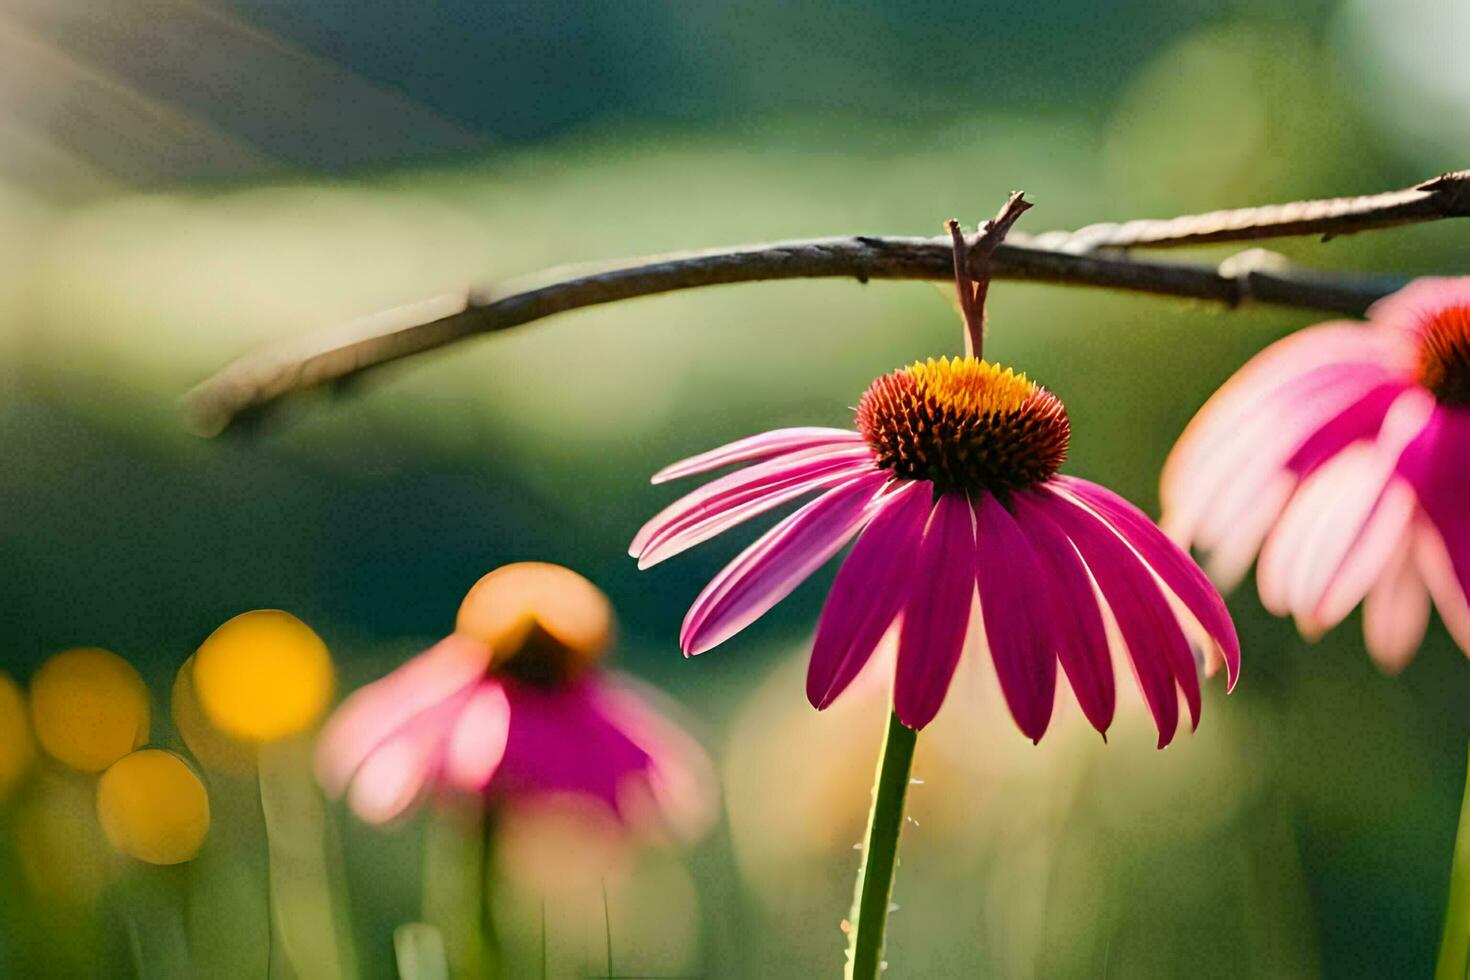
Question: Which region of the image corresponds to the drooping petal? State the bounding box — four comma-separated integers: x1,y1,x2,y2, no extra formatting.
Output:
1009,494,1121,734
1162,320,1399,507
1397,405,1470,621
1363,530,1430,673
1415,520,1470,656
894,493,976,729
1258,391,1435,621
806,481,931,710
633,446,876,568
973,493,1058,742
651,427,864,484
1039,491,1198,747
315,634,493,798
1164,360,1395,544
345,688,474,824
1284,383,1406,477
442,681,512,792
1055,477,1239,688
1198,471,1296,592
595,675,719,842
680,471,890,655
1307,479,1417,634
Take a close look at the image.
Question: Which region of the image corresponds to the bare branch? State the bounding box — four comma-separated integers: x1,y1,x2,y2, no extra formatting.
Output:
186,236,1403,436
1024,169,1470,253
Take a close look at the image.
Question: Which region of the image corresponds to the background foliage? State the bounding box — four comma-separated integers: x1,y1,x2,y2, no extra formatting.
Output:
2,0,1469,975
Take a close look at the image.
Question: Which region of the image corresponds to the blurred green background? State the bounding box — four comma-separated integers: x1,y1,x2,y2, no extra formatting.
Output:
2,0,1470,976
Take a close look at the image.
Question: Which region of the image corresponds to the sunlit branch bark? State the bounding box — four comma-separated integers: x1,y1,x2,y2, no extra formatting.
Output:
1023,169,1470,252
187,238,1405,436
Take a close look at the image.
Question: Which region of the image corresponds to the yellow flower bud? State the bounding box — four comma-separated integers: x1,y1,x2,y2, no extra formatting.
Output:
0,671,36,802
30,648,150,773
96,749,210,865
193,610,334,743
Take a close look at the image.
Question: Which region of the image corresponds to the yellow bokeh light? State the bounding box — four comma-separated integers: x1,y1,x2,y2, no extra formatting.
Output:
96,749,211,865
30,647,150,773
192,610,335,743
456,563,614,678
0,671,37,801
172,655,257,775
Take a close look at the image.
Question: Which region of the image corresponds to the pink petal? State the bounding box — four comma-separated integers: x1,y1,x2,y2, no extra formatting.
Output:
1363,530,1430,673
1259,391,1435,623
1414,520,1470,657
1366,277,1470,335
443,681,512,791
1308,478,1417,634
1040,492,1197,747
1162,319,1398,507
806,481,931,710
633,446,875,568
1199,471,1296,592
894,493,976,729
974,494,1058,742
315,634,493,798
1055,477,1239,689
1009,493,1115,735
651,427,864,484
680,471,890,655
346,689,473,824
1165,362,1392,544
595,676,718,842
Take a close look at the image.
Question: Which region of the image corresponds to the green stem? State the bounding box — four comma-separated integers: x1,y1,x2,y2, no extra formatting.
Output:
1437,741,1470,980
846,710,919,980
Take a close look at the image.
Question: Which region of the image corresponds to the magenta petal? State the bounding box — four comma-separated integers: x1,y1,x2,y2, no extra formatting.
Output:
494,680,654,812
651,427,864,484
974,493,1058,742
1397,406,1470,610
1008,493,1115,735
1285,383,1405,477
1040,492,1197,747
634,447,875,568
807,481,931,710
1055,477,1240,690
680,471,889,655
894,493,976,730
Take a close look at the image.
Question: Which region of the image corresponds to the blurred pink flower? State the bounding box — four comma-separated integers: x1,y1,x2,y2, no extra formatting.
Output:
1164,277,1470,672
633,357,1238,745
315,566,714,837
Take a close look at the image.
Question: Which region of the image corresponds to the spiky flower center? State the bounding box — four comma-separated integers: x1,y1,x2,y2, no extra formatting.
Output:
1417,304,1470,405
855,357,1070,494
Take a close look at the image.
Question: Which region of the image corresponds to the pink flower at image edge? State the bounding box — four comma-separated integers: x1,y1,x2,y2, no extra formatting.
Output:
1163,277,1470,672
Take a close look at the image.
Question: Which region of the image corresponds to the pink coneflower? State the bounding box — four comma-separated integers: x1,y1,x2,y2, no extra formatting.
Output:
1163,277,1470,672
315,563,714,839
633,348,1239,747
